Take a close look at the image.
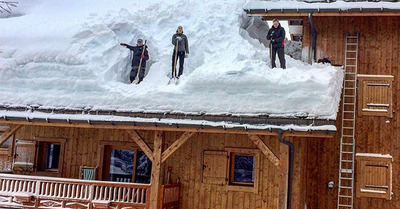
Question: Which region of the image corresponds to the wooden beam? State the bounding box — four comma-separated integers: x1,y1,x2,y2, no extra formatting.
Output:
149,131,163,209
0,125,21,146
126,130,153,161
161,132,194,163
278,143,289,209
0,120,335,138
248,134,280,167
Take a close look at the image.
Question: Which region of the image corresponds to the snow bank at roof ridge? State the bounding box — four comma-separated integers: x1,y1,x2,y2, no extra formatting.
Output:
244,0,400,10
0,0,343,120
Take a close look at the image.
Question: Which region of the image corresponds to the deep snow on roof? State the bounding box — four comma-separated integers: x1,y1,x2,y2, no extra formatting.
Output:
0,0,343,120
244,0,400,11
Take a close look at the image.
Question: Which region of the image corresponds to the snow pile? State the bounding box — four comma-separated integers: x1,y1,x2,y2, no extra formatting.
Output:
0,0,343,119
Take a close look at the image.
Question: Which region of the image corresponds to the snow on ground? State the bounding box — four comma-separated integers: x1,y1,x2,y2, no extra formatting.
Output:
0,0,343,120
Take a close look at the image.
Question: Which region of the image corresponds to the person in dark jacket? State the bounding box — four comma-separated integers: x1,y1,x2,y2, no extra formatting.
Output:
120,39,149,84
267,19,286,69
171,26,189,78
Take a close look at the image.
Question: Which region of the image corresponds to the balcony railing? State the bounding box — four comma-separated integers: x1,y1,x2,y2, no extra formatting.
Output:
0,173,151,209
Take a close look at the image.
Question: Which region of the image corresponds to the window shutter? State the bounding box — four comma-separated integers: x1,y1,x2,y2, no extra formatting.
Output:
357,75,393,117
356,154,392,200
13,140,37,172
202,151,228,185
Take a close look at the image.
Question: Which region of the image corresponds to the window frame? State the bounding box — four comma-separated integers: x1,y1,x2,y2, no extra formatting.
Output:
98,141,153,184
34,137,66,176
225,148,260,193
357,74,394,117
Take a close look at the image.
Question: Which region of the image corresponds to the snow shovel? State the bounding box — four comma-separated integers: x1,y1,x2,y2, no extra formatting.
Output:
168,39,179,85
135,40,147,84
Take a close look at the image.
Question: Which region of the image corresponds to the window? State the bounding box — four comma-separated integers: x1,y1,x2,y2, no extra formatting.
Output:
357,74,394,117
356,153,392,200
13,137,66,175
202,148,260,193
102,143,152,184
37,142,61,171
230,153,255,186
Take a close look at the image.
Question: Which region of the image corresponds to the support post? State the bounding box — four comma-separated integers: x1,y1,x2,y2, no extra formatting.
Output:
149,131,163,209
248,134,279,167
278,143,289,209
0,125,21,146
161,132,194,163
126,130,153,161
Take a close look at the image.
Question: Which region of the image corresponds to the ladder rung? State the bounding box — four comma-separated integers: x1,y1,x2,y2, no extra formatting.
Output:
346,50,357,53
338,204,352,207
342,151,354,154
344,95,355,98
343,135,354,137
342,143,353,146
346,43,358,45
343,111,354,113
340,185,353,189
341,160,353,162
346,58,357,60
347,36,358,38
345,64,357,67
340,177,353,180
343,127,354,129
344,87,356,90
343,118,354,121
339,195,353,198
345,80,356,82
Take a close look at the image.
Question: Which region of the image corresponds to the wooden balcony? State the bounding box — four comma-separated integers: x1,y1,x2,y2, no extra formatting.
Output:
0,173,151,209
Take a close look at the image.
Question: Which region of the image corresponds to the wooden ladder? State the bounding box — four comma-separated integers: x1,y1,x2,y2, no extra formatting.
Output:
337,33,358,209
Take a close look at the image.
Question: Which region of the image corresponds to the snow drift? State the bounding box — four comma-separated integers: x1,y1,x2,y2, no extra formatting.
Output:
0,0,343,119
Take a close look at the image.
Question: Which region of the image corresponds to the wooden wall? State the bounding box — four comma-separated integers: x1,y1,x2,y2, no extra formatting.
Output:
302,16,400,76
302,16,400,209
8,125,313,209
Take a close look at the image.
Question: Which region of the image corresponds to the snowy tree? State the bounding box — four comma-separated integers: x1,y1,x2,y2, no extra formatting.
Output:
0,1,17,14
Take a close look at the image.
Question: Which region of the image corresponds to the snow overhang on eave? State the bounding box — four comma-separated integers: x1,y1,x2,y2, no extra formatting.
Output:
243,2,400,17
0,106,337,135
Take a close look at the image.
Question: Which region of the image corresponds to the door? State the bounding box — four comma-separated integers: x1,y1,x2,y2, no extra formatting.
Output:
102,144,152,184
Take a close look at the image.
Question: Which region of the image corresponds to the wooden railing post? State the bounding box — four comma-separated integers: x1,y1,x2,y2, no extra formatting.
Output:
35,181,40,209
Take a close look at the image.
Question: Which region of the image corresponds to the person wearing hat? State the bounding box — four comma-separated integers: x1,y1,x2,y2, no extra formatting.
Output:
267,19,286,69
120,39,149,84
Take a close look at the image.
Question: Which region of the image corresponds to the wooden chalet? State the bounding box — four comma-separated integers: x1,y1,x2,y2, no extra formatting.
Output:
0,107,336,209
2,1,399,209
244,1,400,209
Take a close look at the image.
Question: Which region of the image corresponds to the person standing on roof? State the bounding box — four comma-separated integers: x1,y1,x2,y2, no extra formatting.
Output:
267,19,286,69
120,39,149,84
171,26,189,78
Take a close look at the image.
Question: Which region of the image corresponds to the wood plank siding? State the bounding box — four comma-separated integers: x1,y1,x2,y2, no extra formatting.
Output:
2,125,313,209
302,16,400,209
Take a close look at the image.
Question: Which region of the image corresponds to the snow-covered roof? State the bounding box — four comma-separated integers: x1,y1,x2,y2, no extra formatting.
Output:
244,0,400,13
0,0,343,130
0,110,337,133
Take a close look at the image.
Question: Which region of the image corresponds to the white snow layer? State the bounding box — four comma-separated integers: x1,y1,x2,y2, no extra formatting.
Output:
244,0,400,10
0,0,343,119
0,110,337,132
